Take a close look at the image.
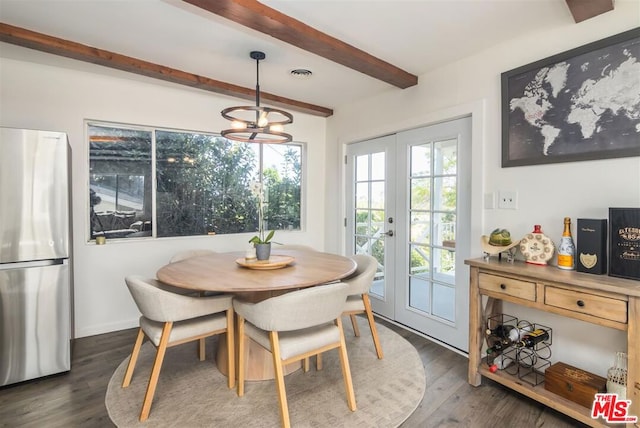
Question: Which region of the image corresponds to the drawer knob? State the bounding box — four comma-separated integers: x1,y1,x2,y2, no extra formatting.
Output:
500,284,507,290
576,300,585,307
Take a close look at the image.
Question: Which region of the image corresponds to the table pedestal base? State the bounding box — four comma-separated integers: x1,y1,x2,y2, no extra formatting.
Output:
216,335,301,381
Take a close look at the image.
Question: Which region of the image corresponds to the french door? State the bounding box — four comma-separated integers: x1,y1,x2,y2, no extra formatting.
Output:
345,117,471,352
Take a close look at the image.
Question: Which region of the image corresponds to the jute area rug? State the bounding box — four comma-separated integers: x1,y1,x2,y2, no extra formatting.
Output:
106,320,425,427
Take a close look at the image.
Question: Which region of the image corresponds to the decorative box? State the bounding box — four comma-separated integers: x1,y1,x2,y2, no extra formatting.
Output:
544,362,606,408
609,208,640,280
576,219,607,274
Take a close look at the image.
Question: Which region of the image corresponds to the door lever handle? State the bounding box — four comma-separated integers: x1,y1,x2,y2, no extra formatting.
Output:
384,230,394,237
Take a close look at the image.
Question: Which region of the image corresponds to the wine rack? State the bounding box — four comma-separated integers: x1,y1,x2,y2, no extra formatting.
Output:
485,313,552,387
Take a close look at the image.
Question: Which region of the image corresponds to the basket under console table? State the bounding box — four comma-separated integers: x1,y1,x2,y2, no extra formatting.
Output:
465,257,640,428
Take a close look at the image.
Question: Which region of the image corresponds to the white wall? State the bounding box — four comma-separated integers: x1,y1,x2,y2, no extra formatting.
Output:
325,5,639,377
0,50,328,338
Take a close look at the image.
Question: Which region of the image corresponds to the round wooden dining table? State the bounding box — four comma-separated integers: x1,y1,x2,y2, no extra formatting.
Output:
156,249,357,380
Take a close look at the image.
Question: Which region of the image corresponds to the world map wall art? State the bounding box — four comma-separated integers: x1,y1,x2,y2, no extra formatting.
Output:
501,28,640,167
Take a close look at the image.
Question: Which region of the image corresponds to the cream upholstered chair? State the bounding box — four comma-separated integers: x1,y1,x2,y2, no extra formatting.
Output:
122,276,235,422
342,254,384,359
169,249,217,263
234,282,356,428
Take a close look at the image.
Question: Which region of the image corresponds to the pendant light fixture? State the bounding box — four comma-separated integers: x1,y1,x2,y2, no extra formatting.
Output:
221,51,293,143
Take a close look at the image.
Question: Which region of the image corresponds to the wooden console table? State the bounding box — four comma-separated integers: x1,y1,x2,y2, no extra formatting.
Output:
466,257,640,427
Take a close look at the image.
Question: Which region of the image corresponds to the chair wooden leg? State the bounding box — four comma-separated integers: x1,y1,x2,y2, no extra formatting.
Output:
139,322,172,422
316,353,323,371
122,328,145,388
303,357,310,372
270,331,290,428
336,318,357,411
199,338,206,361
349,314,360,337
226,308,235,389
363,294,384,359
237,316,245,397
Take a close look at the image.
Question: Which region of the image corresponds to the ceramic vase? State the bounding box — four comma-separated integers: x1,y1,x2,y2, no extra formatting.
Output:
255,243,271,261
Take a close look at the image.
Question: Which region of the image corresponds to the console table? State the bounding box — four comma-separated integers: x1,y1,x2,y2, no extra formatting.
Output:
466,257,639,427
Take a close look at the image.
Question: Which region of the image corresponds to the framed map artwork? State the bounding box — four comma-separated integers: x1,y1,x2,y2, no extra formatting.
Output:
501,28,640,167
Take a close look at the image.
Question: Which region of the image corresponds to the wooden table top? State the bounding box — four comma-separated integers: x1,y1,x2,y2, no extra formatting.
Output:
156,249,357,293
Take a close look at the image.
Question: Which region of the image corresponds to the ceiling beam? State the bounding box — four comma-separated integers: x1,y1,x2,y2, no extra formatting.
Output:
0,22,333,117
182,0,418,89
565,0,614,23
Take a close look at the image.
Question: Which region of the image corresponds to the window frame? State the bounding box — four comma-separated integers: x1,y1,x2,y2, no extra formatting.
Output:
86,120,305,242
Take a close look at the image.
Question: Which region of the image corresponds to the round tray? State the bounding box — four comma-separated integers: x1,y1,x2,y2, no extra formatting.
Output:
235,255,295,270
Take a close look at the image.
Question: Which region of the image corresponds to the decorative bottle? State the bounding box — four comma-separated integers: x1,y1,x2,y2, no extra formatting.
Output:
557,217,576,270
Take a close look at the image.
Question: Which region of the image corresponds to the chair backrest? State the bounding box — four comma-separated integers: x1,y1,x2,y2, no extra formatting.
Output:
169,249,216,263
343,254,377,295
125,275,230,322
233,282,349,332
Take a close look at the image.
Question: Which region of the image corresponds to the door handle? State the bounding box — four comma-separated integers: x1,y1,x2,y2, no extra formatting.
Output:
384,230,394,237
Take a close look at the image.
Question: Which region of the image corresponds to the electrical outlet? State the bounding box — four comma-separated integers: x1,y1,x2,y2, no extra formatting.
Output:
498,191,518,209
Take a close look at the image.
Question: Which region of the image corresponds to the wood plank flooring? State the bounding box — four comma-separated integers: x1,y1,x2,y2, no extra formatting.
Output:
0,319,585,427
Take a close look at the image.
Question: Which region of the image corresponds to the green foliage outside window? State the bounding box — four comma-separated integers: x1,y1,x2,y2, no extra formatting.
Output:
88,122,302,240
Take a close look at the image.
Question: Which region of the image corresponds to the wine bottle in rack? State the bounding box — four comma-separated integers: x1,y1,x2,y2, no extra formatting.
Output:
517,328,550,348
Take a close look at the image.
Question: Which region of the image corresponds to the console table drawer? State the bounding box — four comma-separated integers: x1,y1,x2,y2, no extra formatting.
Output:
478,273,536,301
545,286,627,323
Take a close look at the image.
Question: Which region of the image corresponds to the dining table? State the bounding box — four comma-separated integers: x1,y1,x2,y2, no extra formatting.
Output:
156,248,357,380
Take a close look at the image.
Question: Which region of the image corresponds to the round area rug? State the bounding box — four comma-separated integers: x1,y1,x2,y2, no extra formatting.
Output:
106,320,425,427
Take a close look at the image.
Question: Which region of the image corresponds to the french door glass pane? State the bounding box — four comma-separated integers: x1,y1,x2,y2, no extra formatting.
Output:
434,212,456,246
371,152,385,180
409,244,430,277
433,176,456,211
409,276,429,313
356,155,368,181
410,178,431,210
356,182,369,208
371,181,385,209
432,282,455,322
410,212,430,244
411,145,431,176
434,139,457,175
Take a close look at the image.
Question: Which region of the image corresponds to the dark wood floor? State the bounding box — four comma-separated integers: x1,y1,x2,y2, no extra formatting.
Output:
0,319,585,428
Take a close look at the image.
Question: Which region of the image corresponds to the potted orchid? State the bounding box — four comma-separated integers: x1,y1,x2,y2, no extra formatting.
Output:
248,181,274,260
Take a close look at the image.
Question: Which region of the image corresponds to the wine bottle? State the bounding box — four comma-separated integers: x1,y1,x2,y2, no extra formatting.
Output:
557,217,576,270
517,328,549,348
486,325,519,342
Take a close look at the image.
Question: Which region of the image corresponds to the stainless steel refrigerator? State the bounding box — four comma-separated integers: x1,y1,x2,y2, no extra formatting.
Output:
0,127,72,386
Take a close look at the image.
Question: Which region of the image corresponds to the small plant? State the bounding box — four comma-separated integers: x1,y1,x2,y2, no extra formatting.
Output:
248,181,274,245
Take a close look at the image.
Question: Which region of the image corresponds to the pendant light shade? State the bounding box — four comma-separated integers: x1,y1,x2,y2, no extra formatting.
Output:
221,51,293,143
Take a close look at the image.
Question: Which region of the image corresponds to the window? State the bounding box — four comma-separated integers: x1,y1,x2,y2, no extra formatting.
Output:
88,122,302,241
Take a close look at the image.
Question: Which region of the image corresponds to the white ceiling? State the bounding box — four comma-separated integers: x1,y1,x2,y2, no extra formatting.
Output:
0,0,583,112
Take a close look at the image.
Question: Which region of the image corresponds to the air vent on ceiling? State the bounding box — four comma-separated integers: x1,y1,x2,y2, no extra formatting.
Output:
289,68,313,79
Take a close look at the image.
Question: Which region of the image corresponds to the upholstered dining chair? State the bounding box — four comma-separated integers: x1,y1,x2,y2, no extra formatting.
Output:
122,276,235,422
233,282,356,428
342,254,384,359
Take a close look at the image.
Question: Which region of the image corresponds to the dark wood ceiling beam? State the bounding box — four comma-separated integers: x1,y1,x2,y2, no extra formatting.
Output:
182,0,418,89
0,22,333,117
565,0,614,23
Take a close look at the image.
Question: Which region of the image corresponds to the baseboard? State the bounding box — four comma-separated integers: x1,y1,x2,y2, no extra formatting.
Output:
373,314,469,358
75,318,138,339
